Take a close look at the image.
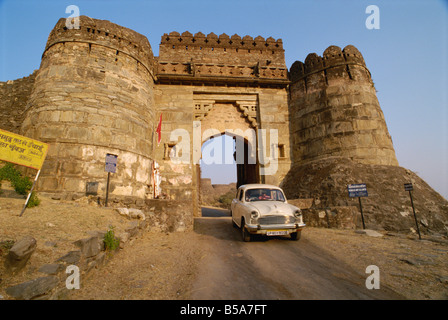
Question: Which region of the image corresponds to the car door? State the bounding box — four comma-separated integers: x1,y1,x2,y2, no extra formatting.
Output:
230,189,239,223
231,188,244,226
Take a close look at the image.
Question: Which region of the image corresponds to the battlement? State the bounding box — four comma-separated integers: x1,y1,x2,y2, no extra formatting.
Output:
289,45,370,84
159,31,285,66
45,16,154,76
157,31,287,85
160,31,284,52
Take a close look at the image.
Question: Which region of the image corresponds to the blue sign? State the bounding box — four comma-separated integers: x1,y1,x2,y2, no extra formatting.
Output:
105,153,118,173
348,183,368,198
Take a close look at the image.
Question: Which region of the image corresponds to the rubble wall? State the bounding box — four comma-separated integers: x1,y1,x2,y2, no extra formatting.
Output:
0,71,37,134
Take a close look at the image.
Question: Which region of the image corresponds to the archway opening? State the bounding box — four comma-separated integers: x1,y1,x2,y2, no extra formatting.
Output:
200,132,259,187
199,132,259,212
200,134,237,185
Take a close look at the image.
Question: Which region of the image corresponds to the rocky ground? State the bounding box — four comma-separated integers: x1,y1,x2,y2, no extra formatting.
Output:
0,192,447,300
281,158,448,235
304,227,448,299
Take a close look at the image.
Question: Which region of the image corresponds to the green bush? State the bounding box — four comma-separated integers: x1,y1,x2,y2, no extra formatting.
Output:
104,226,120,252
218,190,235,208
27,191,41,208
0,162,18,182
0,240,15,256
12,175,33,195
0,162,40,206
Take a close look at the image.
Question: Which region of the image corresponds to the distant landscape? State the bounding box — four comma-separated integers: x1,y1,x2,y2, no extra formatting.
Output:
200,178,236,209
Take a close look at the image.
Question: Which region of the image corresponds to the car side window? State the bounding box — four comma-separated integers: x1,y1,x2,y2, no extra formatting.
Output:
238,190,244,201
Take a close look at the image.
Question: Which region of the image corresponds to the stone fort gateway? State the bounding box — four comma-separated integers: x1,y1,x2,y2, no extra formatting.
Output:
1,16,447,233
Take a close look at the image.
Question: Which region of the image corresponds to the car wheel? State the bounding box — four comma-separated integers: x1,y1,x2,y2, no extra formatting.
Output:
290,231,301,241
241,219,251,242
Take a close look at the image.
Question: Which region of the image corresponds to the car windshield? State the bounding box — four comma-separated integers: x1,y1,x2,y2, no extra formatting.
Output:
245,188,286,202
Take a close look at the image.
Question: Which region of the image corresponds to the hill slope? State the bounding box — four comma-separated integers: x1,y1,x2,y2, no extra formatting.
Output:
281,158,448,235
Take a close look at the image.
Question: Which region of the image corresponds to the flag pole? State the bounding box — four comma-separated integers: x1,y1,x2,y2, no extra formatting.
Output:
156,113,162,146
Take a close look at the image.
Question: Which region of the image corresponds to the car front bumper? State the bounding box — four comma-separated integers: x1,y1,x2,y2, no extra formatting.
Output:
245,223,306,235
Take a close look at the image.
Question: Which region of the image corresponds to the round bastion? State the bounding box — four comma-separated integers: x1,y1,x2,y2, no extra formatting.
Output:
21,16,156,199
289,45,398,167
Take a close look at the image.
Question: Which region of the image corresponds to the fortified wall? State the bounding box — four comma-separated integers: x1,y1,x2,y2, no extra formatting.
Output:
0,71,37,134
288,45,398,166
1,16,447,234
20,16,156,200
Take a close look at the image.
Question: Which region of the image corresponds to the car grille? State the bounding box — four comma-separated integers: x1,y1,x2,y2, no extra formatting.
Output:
258,215,295,225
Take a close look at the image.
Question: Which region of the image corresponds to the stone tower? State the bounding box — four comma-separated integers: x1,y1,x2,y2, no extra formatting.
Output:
289,45,398,166
21,16,156,199
282,45,447,232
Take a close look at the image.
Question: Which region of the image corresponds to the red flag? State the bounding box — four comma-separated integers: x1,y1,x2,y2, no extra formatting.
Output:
156,113,162,146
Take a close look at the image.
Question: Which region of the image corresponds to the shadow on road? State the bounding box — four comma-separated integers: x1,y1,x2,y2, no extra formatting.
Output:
201,206,231,217
193,207,238,241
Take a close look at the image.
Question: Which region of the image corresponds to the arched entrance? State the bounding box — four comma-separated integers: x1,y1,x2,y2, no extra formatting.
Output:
197,99,260,188
156,87,290,221
200,132,259,189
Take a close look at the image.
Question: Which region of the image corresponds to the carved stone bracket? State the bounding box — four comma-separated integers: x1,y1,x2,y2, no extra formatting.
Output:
236,102,257,128
193,100,214,121
193,99,257,128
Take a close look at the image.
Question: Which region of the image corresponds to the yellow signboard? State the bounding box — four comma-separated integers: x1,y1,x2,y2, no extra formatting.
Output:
0,129,49,170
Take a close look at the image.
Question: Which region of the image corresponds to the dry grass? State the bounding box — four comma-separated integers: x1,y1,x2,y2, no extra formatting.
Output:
0,190,130,296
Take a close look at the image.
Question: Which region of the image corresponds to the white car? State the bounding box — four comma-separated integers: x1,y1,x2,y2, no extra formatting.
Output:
231,184,306,242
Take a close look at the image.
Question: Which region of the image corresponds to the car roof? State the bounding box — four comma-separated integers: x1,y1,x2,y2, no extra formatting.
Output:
238,184,282,190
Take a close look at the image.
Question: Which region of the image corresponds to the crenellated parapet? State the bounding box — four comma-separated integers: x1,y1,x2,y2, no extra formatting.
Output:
160,31,284,53
289,45,370,85
45,16,155,78
157,31,287,85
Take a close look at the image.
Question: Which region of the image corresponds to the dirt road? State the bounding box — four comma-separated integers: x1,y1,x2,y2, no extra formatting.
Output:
70,207,404,300
192,211,402,299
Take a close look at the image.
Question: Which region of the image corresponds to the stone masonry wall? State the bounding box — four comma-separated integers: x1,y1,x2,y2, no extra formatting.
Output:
159,31,285,66
157,31,288,85
154,31,291,216
21,16,156,199
154,84,292,216
0,71,37,134
288,45,398,167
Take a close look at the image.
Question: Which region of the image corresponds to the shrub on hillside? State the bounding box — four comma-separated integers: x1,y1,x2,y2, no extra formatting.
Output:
217,190,235,208
0,162,40,207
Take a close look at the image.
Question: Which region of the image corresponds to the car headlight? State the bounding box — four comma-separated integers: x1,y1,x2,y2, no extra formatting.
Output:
294,209,302,218
251,211,259,219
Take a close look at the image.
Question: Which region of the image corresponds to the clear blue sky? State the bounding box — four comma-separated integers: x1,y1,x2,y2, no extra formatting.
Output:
1,0,447,199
